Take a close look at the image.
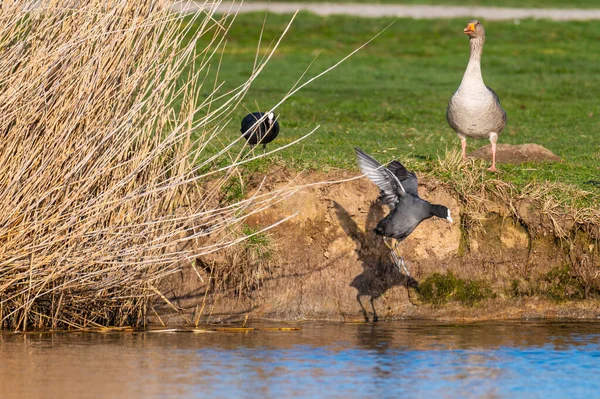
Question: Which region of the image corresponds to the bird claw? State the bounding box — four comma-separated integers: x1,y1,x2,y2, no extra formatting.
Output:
487,165,498,173
400,258,411,277
383,238,393,251
390,250,411,277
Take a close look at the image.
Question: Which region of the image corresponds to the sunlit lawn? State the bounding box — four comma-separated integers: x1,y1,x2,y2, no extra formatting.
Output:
185,12,600,193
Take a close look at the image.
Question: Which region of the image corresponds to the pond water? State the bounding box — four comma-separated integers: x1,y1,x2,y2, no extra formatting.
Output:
1,321,599,398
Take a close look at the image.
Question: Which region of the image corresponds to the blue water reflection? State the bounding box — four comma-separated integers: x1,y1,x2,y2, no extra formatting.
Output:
189,344,600,398
1,321,599,398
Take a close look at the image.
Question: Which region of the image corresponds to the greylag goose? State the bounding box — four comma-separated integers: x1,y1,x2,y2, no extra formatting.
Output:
240,112,280,150
446,20,507,172
355,148,453,276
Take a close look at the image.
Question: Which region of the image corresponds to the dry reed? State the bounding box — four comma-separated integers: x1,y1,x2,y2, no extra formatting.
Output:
0,0,305,330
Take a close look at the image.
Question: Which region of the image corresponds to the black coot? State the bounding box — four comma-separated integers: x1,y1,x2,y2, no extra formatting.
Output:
355,147,453,275
240,112,280,150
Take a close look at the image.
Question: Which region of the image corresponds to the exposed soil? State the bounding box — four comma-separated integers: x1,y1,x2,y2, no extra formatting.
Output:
154,167,600,326
468,143,562,164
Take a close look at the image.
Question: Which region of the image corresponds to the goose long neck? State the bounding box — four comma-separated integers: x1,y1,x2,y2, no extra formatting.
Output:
461,37,485,87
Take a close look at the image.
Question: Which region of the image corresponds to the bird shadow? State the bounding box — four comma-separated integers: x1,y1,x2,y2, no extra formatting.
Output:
332,201,418,322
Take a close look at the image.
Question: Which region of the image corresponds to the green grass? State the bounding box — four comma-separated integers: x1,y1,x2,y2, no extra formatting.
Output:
242,226,273,261
418,271,493,306
507,265,600,301
187,13,600,194
542,265,593,301
264,0,600,8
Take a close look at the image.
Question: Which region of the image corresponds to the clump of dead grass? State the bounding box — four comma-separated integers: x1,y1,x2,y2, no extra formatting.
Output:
435,151,600,235
0,1,303,330
433,150,600,294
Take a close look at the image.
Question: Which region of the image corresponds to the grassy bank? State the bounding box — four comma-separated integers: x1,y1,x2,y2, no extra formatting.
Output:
188,13,600,196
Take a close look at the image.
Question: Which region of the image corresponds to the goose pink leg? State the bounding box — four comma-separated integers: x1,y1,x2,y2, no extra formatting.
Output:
487,133,499,172
460,137,467,160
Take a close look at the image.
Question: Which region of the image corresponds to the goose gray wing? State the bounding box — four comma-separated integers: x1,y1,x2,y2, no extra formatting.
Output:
387,160,419,197
355,148,405,207
486,86,501,104
486,86,508,126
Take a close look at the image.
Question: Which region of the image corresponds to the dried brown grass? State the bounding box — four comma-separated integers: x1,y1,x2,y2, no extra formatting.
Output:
435,150,600,293
0,1,304,330
435,151,600,235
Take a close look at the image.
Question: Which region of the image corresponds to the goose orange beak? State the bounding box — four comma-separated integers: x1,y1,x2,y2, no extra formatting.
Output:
464,23,475,34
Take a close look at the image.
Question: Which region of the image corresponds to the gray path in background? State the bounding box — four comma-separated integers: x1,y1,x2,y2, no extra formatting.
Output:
172,1,600,20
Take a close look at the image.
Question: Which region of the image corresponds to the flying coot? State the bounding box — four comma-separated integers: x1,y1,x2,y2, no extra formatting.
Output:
355,147,453,276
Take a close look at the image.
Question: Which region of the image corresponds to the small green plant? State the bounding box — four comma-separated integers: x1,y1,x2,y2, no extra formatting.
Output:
242,226,273,262
542,265,587,301
418,271,492,307
507,278,535,298
222,177,245,203
201,226,276,299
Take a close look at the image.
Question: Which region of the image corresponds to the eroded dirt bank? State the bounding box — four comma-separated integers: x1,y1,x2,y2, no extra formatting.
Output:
154,169,600,325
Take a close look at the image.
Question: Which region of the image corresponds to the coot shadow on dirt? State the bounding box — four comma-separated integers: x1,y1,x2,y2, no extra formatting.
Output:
332,201,417,322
